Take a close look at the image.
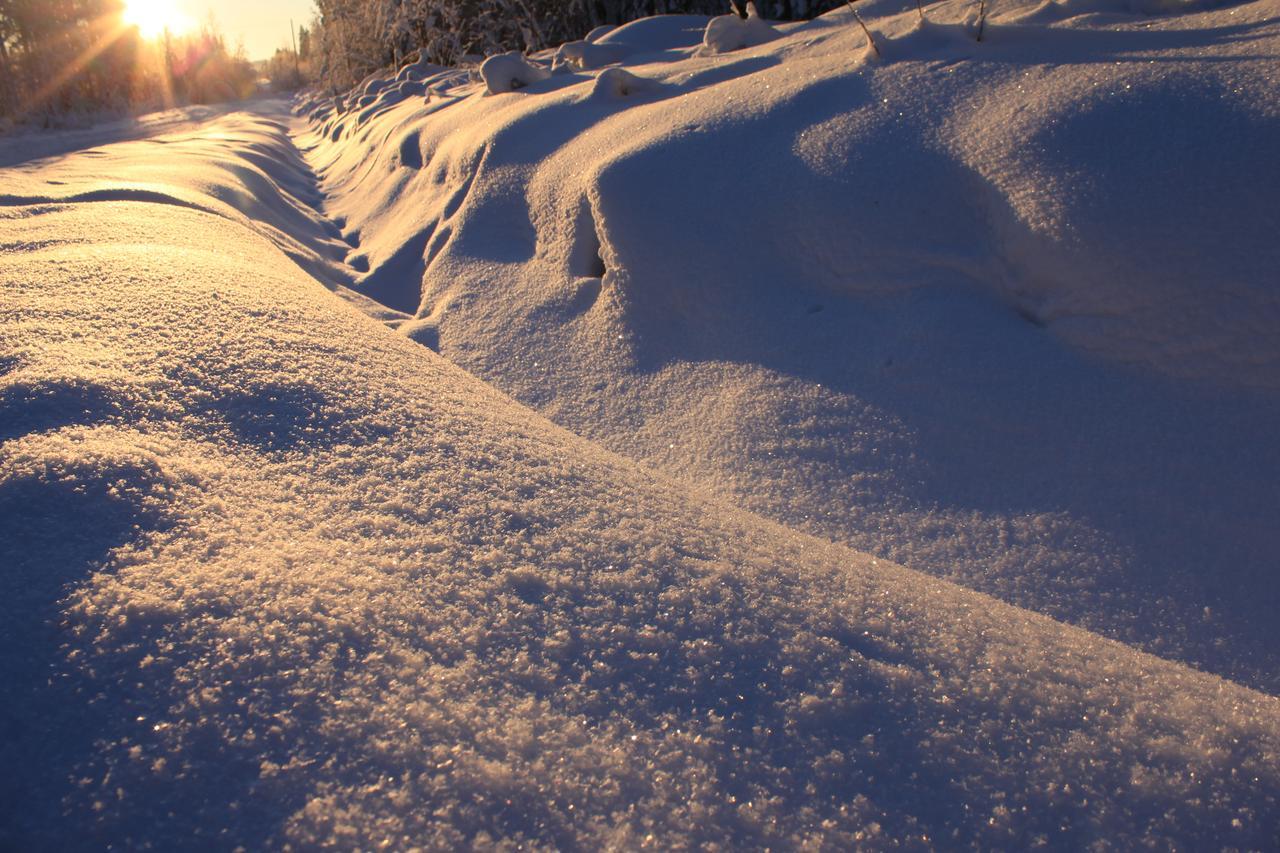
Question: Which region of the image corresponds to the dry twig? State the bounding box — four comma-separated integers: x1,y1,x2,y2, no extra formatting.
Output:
844,0,882,59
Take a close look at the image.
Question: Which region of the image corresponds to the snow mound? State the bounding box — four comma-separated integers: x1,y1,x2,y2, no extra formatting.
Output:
3,126,1280,846
3,0,1280,842
953,71,1280,380
0,112,354,294
481,52,553,94
302,0,1280,693
700,3,783,54
555,38,632,70
589,67,663,100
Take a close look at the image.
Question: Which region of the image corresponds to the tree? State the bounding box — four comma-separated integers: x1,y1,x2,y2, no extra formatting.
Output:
0,0,144,120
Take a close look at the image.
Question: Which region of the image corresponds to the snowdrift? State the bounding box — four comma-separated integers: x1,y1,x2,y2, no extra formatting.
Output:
299,0,1280,692
3,0,1279,846
3,107,1280,848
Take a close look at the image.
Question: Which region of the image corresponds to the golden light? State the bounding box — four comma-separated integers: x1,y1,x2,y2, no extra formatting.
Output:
122,0,193,40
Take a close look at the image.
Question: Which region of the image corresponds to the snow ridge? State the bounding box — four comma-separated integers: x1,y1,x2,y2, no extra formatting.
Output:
3,182,1279,848
300,0,1280,692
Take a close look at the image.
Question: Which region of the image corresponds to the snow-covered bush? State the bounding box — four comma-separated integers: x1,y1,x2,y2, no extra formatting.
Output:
588,66,661,99
480,52,552,94
700,2,782,54
555,39,632,70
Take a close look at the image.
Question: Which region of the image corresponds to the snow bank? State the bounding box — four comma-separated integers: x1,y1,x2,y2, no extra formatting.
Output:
301,0,1280,693
0,111,353,294
3,111,1280,846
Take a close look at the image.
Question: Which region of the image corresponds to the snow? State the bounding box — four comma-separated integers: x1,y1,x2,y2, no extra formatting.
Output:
589,67,665,100
295,0,1280,693
700,3,784,54
554,38,634,70
2,0,1280,847
481,52,554,94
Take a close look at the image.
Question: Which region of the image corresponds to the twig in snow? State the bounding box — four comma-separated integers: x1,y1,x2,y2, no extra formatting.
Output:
976,0,988,41
917,0,927,24
844,0,882,59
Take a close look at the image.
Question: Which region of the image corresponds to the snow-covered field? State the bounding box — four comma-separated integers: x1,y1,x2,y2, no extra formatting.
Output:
2,0,1278,847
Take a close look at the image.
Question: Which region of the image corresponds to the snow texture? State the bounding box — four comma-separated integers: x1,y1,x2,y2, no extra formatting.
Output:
2,0,1280,847
297,0,1280,695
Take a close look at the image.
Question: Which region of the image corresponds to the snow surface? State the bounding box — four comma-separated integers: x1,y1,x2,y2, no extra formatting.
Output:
297,0,1280,694
2,0,1280,847
0,101,256,169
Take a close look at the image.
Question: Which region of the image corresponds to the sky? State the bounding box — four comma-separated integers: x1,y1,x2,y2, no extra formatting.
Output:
165,0,317,61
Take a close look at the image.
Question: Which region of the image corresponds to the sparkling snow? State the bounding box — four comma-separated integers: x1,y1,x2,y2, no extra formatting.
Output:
2,0,1279,847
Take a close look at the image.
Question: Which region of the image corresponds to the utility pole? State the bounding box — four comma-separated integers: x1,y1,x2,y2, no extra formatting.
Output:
290,19,301,83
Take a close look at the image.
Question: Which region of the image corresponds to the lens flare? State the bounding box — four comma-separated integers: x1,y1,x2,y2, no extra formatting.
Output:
122,0,193,40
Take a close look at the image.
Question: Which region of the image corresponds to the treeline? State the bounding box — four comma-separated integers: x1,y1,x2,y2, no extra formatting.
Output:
311,0,843,90
264,25,315,93
0,0,256,126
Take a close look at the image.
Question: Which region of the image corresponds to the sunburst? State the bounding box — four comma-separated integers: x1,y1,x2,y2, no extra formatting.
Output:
122,0,194,40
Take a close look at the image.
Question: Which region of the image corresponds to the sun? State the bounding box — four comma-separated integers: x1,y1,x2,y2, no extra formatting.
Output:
122,0,193,40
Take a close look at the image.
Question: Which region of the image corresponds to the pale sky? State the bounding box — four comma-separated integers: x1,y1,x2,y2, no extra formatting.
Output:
169,0,318,61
